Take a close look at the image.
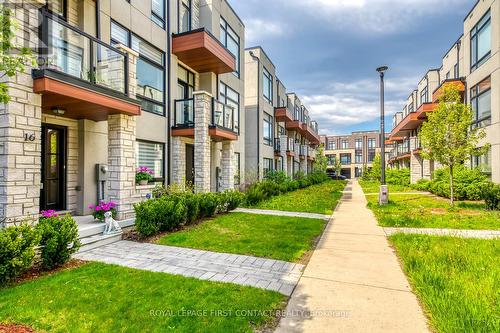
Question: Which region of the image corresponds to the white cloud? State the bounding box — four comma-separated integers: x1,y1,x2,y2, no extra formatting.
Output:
245,19,285,45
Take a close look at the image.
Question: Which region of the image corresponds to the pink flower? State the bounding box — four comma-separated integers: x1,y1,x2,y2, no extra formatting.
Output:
41,210,59,218
95,206,102,211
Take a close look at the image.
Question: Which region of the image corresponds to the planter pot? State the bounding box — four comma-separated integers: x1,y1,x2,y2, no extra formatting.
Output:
138,180,149,186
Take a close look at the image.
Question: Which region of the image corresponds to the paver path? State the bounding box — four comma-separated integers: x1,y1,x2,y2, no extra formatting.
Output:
384,227,500,239
75,240,303,296
276,180,429,333
234,208,330,220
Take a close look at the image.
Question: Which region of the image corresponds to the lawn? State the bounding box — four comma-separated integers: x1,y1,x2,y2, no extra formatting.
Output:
358,180,415,194
366,193,500,230
0,263,286,333
390,234,500,333
250,180,346,215
158,212,327,262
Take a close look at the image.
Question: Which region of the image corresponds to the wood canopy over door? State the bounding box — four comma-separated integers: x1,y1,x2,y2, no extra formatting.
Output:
41,124,67,211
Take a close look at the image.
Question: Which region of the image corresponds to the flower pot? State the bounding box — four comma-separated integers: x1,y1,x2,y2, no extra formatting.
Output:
138,180,149,186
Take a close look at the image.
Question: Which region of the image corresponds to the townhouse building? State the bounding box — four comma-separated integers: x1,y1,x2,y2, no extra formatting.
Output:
0,0,245,224
387,0,499,184
244,47,320,180
321,131,381,179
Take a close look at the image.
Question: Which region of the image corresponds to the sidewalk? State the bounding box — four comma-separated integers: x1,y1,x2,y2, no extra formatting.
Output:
276,180,429,333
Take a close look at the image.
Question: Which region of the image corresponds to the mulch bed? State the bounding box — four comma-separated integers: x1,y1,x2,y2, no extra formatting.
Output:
0,324,36,333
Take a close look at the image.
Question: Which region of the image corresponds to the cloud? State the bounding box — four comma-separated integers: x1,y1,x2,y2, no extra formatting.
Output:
245,19,286,45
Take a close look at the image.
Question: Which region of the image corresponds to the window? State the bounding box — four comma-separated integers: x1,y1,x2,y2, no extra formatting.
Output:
234,153,241,185
136,140,164,181
420,86,428,105
220,18,240,77
342,140,348,149
446,71,451,80
327,155,336,165
263,67,273,103
340,153,351,165
275,156,283,172
470,10,491,71
152,0,165,28
111,22,166,116
355,152,363,164
278,125,285,136
408,103,414,113
263,158,273,176
472,147,491,175
355,138,362,149
470,76,491,127
219,82,240,133
368,138,376,149
46,0,66,18
178,0,191,33
368,151,376,162
327,140,336,150
263,112,273,145
454,63,459,78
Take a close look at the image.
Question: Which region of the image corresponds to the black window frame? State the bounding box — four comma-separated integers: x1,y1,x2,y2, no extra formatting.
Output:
111,20,166,117
220,17,240,78
136,139,166,183
151,0,166,29
234,152,241,185
368,138,376,149
44,0,67,20
470,9,491,71
178,0,192,33
263,158,274,176
470,76,491,128
263,112,273,146
219,81,240,134
420,86,428,105
263,67,273,104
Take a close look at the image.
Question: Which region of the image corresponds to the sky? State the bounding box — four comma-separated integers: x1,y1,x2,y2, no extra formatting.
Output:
230,0,475,135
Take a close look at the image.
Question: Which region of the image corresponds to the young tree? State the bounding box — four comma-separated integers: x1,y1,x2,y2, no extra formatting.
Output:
314,144,328,173
419,86,489,206
334,158,342,179
0,6,34,104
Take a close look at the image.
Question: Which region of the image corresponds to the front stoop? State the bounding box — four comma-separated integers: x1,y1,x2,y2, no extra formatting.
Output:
77,218,135,253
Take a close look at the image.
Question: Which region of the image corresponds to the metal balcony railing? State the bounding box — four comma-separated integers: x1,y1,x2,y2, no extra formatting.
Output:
212,100,235,132
174,98,194,127
38,11,128,95
287,138,294,151
173,98,236,132
274,138,281,153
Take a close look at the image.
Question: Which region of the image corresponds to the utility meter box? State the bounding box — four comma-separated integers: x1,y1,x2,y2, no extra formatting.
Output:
379,185,389,205
96,164,109,181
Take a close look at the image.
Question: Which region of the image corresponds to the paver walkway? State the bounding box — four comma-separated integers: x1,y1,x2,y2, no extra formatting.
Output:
384,227,500,239
75,240,303,296
276,180,429,333
234,208,330,220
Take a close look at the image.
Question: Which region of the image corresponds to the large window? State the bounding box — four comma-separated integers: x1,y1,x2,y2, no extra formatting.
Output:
368,151,376,163
327,155,336,165
355,152,363,164
111,21,166,116
472,147,491,175
420,86,428,105
263,158,273,176
220,18,240,77
152,0,166,28
263,112,273,145
470,10,491,71
178,0,191,33
470,76,491,128
342,140,349,149
368,138,376,149
263,67,273,103
340,153,351,165
327,140,336,150
136,140,164,181
219,82,240,133
234,152,241,185
355,138,362,149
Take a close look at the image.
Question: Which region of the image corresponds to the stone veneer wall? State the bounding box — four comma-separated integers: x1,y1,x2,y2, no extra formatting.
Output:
172,136,187,186
220,141,234,191
193,91,212,193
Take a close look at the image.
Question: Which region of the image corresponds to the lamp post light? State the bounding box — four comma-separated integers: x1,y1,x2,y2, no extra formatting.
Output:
376,66,389,205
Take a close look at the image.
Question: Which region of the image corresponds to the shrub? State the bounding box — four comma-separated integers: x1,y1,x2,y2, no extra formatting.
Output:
265,170,288,184
36,214,80,270
182,193,201,224
0,224,39,284
412,179,432,191
386,168,410,186
429,166,488,200
199,192,220,218
245,184,265,206
134,200,161,237
220,190,245,212
482,183,500,211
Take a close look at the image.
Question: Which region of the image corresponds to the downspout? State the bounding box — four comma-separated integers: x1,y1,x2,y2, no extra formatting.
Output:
166,0,172,185
249,51,260,180
456,40,461,79
95,0,100,39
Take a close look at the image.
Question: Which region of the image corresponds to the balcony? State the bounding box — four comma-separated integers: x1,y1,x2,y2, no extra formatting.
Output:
307,147,316,161
389,103,437,139
172,28,236,74
172,98,237,141
274,138,281,156
274,106,294,123
285,119,304,134
299,144,308,160
286,138,295,157
33,12,141,121
301,122,320,145
432,79,465,103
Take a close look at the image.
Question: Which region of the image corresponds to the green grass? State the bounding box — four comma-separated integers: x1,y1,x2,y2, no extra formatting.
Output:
0,263,286,333
358,180,415,193
251,180,346,215
158,213,326,262
366,193,500,230
390,235,500,333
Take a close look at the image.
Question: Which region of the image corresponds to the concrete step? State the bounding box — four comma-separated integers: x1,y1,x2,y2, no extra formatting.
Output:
78,232,123,253
77,218,135,239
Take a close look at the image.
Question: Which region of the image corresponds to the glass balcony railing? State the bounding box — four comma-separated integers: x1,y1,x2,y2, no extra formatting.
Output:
38,12,128,95
212,100,235,132
174,98,194,127
287,138,294,151
274,138,281,153
300,144,308,157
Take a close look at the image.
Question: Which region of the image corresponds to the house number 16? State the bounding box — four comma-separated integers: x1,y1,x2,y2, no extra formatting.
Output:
24,133,36,142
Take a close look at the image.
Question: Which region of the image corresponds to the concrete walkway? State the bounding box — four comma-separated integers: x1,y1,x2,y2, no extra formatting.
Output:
234,208,330,220
276,180,429,333
384,227,500,239
75,241,303,296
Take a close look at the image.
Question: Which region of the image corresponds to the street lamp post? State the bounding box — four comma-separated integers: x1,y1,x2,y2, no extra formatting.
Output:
376,66,389,205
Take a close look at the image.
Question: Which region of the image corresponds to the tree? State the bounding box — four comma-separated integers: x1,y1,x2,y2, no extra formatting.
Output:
419,86,488,206
333,158,342,179
314,144,328,173
0,6,34,104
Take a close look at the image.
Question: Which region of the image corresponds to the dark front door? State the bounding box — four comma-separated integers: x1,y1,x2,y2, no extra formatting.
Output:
185,144,195,185
41,125,66,211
